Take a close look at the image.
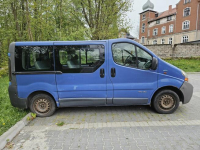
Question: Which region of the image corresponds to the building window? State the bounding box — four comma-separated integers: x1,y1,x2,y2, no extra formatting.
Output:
153,40,157,45
148,30,150,37
155,13,158,17
167,16,172,21
142,23,145,33
142,14,146,20
161,39,165,44
184,0,191,4
169,38,173,45
184,7,191,17
162,26,166,34
156,20,160,24
153,29,158,36
182,35,189,43
169,24,174,33
182,21,190,30
141,37,145,44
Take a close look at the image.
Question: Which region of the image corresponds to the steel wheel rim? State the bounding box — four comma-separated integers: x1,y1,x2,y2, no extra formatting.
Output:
159,94,175,110
34,98,51,114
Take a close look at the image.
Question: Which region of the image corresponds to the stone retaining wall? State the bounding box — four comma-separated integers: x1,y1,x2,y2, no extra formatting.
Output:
144,44,200,59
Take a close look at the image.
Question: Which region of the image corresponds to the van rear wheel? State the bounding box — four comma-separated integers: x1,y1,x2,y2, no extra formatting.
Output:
30,94,56,117
152,90,180,114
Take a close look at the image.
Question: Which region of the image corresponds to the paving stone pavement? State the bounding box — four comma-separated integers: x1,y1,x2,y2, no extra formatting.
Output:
4,73,200,150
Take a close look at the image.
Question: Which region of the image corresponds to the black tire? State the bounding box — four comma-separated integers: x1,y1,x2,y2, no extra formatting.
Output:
152,90,180,114
29,94,56,117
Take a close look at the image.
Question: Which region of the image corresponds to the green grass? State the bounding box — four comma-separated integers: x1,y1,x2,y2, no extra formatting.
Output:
0,76,28,136
56,122,65,126
164,58,200,72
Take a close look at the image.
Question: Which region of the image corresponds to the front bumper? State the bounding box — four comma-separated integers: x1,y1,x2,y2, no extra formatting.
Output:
180,81,193,104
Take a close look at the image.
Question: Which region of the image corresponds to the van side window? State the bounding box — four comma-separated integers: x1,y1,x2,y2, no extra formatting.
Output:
15,46,54,72
136,47,152,70
55,45,105,73
112,43,137,68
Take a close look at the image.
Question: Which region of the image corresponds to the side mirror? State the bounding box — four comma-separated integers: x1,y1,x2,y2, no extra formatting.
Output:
151,57,158,70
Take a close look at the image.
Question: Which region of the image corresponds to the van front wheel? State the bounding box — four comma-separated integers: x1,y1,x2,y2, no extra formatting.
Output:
30,94,56,117
152,90,180,114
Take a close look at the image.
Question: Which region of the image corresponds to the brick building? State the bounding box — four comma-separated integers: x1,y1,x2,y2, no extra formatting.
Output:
139,0,200,45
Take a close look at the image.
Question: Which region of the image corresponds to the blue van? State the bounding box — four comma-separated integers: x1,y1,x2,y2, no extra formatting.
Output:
8,39,193,117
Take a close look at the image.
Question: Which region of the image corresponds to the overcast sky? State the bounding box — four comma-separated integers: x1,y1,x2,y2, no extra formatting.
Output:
128,0,180,38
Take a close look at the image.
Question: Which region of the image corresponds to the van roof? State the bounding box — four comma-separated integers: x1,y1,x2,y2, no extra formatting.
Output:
12,38,157,57
14,38,136,46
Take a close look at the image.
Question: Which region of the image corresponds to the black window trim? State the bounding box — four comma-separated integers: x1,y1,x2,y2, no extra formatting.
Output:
12,71,62,75
111,42,153,70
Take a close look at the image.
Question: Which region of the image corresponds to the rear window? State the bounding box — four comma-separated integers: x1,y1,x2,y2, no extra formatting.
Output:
15,46,54,72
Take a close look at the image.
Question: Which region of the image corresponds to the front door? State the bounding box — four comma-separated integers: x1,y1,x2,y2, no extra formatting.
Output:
54,42,107,107
108,41,158,105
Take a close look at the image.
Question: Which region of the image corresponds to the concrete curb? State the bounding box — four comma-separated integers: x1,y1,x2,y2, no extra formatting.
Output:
0,113,32,150
187,72,200,74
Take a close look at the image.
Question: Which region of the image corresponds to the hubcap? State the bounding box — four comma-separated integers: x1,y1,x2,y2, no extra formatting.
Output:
159,95,175,110
34,99,50,113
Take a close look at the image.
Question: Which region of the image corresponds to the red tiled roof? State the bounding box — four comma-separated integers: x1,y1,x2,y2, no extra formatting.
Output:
149,8,177,22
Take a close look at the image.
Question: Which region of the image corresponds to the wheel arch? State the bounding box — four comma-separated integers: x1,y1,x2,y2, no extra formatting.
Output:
27,91,57,108
151,86,184,104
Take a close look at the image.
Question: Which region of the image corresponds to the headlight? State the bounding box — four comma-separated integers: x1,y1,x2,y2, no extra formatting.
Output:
181,70,188,81
181,70,186,77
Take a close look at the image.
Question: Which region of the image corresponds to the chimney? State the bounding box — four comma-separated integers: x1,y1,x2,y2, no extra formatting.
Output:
169,5,172,11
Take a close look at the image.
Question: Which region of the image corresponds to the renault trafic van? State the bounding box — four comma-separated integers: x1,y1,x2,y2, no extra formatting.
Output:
8,39,193,117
